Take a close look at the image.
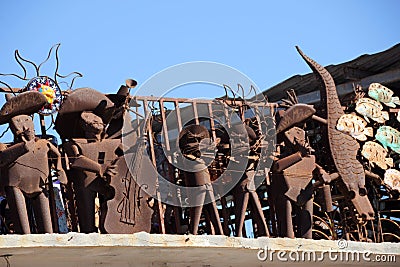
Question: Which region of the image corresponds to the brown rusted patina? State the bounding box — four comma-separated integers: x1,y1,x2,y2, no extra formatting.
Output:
57,84,154,234
1,45,399,244
100,155,153,234
55,88,115,139
101,84,153,234
63,111,120,233
179,124,224,235
0,93,66,234
271,122,315,239
276,103,316,134
296,47,374,220
0,91,47,124
231,124,270,237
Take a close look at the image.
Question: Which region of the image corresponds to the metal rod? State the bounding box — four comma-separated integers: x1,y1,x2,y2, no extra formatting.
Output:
312,115,328,125
174,100,183,132
143,99,165,234
207,103,217,143
192,101,199,125
0,87,21,93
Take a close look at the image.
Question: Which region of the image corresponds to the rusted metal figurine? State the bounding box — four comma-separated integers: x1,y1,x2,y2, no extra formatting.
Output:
63,111,120,233
179,124,224,235
0,92,67,234
231,123,270,237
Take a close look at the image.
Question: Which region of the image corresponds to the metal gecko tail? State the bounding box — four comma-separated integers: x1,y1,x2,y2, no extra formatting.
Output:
295,46,344,128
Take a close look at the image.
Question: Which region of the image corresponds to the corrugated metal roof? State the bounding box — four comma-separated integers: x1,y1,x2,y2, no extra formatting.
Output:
264,43,400,102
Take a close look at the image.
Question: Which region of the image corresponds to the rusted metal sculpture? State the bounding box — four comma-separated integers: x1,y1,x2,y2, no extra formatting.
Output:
53,87,117,232
106,79,138,139
0,92,67,234
336,114,373,141
55,88,120,233
55,87,115,139
63,111,120,233
270,97,316,238
56,84,153,234
0,45,399,244
296,46,374,221
179,124,224,235
100,155,154,234
101,83,153,234
231,123,270,237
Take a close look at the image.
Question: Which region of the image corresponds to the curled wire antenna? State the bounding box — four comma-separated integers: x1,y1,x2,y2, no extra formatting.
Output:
53,43,83,89
15,49,37,78
223,84,240,99
279,89,299,109
0,50,30,81
237,84,245,100
248,84,267,104
222,84,231,99
38,43,60,76
353,83,365,100
0,81,17,96
0,43,83,91
54,43,61,84
56,71,83,90
222,83,262,105
248,84,257,100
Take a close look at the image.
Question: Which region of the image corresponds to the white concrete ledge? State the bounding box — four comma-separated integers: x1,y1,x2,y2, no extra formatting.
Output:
0,232,399,266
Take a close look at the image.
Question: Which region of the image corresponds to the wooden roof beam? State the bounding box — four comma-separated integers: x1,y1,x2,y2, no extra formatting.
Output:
297,68,400,104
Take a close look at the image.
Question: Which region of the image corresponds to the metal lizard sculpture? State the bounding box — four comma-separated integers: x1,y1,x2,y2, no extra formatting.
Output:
296,47,366,196
296,47,374,220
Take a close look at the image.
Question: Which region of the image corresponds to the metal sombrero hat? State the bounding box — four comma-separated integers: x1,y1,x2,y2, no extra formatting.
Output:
276,103,316,134
55,87,115,139
0,91,47,125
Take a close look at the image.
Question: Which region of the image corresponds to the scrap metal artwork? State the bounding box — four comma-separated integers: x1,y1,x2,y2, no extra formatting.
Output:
0,45,399,243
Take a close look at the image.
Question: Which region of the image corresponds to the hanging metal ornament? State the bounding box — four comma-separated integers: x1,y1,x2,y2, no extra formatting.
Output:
25,76,62,115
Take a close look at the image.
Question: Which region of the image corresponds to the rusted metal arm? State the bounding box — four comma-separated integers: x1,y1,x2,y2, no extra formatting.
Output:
314,164,340,185
0,87,21,93
70,156,103,175
67,144,103,175
365,170,382,185
0,142,28,167
311,115,328,125
313,164,338,213
273,152,303,172
46,142,67,184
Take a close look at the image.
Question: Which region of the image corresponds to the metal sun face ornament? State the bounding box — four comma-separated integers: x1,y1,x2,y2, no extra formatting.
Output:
26,76,62,115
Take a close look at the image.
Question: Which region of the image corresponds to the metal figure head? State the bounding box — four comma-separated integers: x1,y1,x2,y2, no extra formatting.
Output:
79,111,105,140
9,115,35,141
179,124,210,158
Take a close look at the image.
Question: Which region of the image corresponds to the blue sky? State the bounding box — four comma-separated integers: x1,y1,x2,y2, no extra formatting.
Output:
0,0,399,141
